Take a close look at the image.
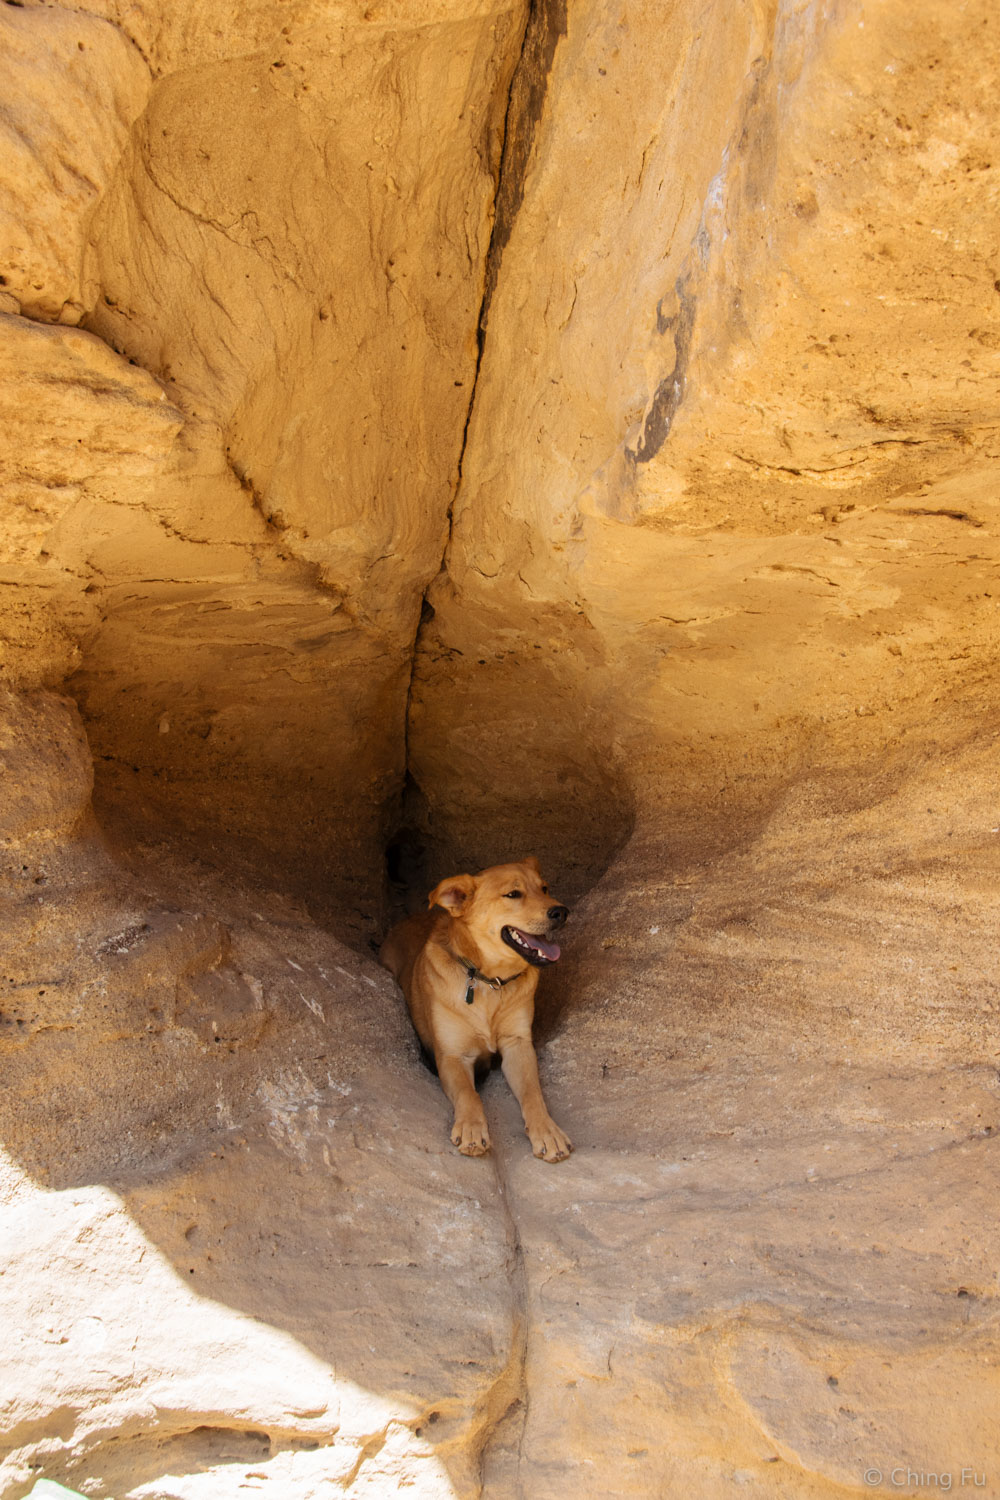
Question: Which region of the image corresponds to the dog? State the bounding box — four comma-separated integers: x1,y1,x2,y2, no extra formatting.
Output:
379,857,573,1162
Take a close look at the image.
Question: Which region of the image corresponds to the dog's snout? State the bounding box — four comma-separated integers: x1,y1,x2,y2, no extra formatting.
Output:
547,904,569,928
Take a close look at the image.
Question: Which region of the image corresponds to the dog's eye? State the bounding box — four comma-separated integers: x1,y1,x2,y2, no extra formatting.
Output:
541,885,548,894
504,889,523,900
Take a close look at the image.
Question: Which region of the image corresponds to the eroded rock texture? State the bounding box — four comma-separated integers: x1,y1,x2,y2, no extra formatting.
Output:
2,0,999,1495
2,0,525,928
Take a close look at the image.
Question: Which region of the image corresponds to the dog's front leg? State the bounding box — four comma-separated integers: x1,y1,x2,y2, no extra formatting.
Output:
499,1034,573,1162
436,1054,491,1156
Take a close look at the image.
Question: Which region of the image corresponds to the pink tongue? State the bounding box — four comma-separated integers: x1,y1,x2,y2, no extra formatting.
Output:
516,928,560,962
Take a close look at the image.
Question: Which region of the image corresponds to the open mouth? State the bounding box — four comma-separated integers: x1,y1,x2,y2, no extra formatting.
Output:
501,925,561,966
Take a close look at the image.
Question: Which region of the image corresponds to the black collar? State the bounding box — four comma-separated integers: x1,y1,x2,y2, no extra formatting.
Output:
448,951,521,1005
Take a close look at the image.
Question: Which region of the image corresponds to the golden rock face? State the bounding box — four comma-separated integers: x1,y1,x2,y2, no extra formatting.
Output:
4,0,999,903
417,0,1000,882
2,2,999,1495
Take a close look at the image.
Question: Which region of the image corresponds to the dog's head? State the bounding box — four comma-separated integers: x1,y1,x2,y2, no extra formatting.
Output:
428,856,569,973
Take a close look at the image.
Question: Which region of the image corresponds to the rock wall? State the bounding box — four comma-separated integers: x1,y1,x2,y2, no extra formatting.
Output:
2,0,999,1495
413,0,1000,871
2,0,528,930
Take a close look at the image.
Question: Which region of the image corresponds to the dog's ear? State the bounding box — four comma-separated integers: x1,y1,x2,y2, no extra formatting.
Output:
520,855,542,874
428,873,476,912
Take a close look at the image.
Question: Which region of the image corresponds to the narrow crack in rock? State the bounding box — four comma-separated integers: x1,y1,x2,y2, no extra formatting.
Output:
478,1109,531,1497
399,0,568,819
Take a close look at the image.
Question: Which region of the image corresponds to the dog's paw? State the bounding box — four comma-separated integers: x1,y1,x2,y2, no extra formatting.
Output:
452,1117,491,1156
527,1116,573,1163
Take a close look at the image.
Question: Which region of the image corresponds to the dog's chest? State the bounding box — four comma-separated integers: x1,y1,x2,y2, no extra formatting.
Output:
462,985,507,1050
436,978,527,1055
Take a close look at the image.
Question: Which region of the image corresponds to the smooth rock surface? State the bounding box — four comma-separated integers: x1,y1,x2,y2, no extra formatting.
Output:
412,0,1000,878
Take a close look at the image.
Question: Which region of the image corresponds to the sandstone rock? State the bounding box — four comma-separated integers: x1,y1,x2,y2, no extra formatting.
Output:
413,0,1000,872
0,691,514,1499
0,689,93,846
2,0,999,1494
493,726,1000,1495
0,5,149,324
0,0,530,922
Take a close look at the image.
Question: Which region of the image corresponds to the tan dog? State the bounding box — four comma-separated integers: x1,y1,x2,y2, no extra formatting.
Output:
379,857,572,1162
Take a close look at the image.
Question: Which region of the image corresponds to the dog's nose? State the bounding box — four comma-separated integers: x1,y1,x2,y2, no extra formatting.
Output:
548,905,569,928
